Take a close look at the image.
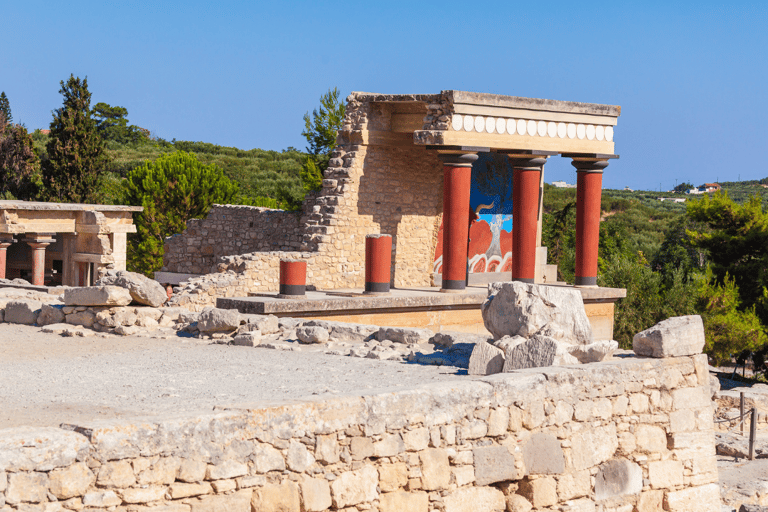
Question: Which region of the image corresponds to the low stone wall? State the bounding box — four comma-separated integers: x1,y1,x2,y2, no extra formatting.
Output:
0,354,720,512
162,205,304,275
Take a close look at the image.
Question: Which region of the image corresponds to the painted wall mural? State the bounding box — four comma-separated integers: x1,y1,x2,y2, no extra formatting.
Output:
434,153,514,274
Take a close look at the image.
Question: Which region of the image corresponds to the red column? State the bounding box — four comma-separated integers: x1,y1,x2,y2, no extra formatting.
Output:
279,259,307,297
0,237,14,280
365,234,392,294
439,153,477,292
25,235,55,286
573,159,609,287
510,157,547,283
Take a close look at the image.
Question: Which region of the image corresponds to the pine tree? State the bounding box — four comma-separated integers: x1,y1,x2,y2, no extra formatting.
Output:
0,92,11,125
42,75,110,203
300,87,345,192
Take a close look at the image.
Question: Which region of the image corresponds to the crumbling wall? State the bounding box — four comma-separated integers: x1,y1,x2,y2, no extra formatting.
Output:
0,355,719,512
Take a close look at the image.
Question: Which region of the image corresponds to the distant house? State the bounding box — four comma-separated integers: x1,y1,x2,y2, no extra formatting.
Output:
658,197,686,203
39,129,50,135
551,181,576,189
686,183,720,194
624,186,634,192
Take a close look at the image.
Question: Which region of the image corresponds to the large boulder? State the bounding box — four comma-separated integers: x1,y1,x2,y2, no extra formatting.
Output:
37,304,66,326
482,282,592,345
98,271,167,307
64,286,132,306
4,299,43,325
503,335,579,371
468,341,505,376
632,315,705,358
198,307,241,333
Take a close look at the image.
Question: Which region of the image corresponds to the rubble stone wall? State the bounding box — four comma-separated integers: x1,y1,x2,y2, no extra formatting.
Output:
0,355,720,512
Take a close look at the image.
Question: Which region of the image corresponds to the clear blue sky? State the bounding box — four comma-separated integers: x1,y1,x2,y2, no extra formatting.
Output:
2,1,766,191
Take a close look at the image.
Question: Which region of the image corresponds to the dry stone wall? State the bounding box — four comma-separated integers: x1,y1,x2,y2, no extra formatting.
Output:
0,354,720,512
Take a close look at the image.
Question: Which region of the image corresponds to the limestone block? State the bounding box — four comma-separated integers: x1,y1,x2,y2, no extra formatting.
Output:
468,341,505,376
493,334,526,354
37,304,65,326
0,470,5,492
636,490,664,512
232,332,261,347
0,427,89,472
663,483,720,512
557,469,592,501
241,314,280,335
330,465,378,508
297,325,330,344
314,434,340,464
48,462,94,500
571,424,618,471
377,326,434,344
197,307,240,333
327,321,379,342
119,485,167,503
83,490,122,508
380,490,429,512
205,460,247,480
504,335,579,371
378,463,408,492
211,479,236,493
4,300,42,325
420,448,450,491
648,459,684,489
522,432,565,475
635,424,668,453
518,476,558,509
252,443,286,473
350,437,374,460
403,427,430,451
633,315,705,358
286,441,316,472
64,286,132,306
168,482,213,499
506,494,533,512
431,331,488,348
444,487,506,512
482,281,592,344
5,472,48,504
97,460,136,488
452,465,476,486
251,482,300,512
66,310,95,327
560,498,597,512
98,270,167,307
300,476,332,512
190,489,251,512
671,386,711,410
373,434,404,457
669,409,697,433
690,456,719,485
473,445,521,485
487,407,510,436
567,340,618,363
236,475,266,489
594,459,642,500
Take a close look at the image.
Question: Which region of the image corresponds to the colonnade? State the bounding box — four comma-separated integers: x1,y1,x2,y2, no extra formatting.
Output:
0,234,55,286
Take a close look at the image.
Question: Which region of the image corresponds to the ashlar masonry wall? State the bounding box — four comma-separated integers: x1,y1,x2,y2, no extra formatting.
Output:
0,354,720,512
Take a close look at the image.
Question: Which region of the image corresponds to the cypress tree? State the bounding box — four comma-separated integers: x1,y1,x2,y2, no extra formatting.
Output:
0,92,11,125
0,121,40,199
42,75,110,203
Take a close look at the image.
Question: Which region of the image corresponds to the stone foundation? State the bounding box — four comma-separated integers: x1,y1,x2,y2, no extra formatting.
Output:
0,354,719,512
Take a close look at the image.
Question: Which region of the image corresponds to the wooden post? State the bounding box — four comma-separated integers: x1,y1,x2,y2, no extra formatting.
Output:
741,392,745,435
750,407,757,460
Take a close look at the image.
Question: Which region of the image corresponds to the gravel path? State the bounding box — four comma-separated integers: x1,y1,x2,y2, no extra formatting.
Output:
0,324,472,429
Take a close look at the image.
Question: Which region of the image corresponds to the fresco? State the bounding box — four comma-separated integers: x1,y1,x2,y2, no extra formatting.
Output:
434,153,514,274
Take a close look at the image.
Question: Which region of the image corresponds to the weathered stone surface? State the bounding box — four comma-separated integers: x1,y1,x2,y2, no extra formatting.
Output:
302,320,378,343
633,315,705,358
473,445,520,485
403,427,430,451
4,300,42,325
663,483,720,512
504,335,579,371
314,434,340,464
64,286,132,306
522,432,565,475
648,459,684,489
430,331,488,348
251,482,300,512
168,482,213,499
571,424,618,470
66,310,96,327
0,427,90,472
99,270,167,307
444,486,506,512
330,465,378,508
205,459,247,480
37,304,65,326
197,306,240,333
190,489,251,512
468,341,505,376
740,505,768,512
557,470,591,501
296,325,330,344
48,462,94,499
636,490,664,512
568,340,618,363
373,434,404,457
420,448,450,491
286,440,315,472
377,326,434,344
482,281,592,344
506,494,533,512
380,490,429,512
232,331,261,346
240,314,280,335
300,476,332,512
350,437,374,460
5,472,48,504
518,476,558,508
252,443,286,473
97,460,136,488
594,459,642,500
83,490,122,508
378,463,408,492
494,334,526,354
635,424,668,454
119,485,167,503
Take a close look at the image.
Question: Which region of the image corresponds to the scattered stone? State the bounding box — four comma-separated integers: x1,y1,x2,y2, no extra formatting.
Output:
568,340,618,363
378,326,434,344
4,299,42,325
37,304,65,326
468,341,505,376
197,306,240,333
633,315,705,358
297,325,330,344
114,325,140,336
64,286,132,307
240,314,281,334
98,270,167,307
494,334,527,355
233,331,262,347
66,310,96,328
429,331,487,348
482,281,592,344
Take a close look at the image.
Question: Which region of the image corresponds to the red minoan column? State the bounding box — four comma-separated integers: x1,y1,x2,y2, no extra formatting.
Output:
25,235,55,286
365,234,392,294
439,153,478,292
573,159,609,287
510,157,547,283
0,236,14,280
279,258,307,297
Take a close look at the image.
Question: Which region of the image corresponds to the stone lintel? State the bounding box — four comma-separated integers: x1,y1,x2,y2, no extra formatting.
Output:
0,200,143,212
447,90,621,118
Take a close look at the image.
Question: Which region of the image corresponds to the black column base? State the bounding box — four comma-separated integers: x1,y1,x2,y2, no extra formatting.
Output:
441,279,466,291
365,282,390,293
279,284,306,296
574,276,597,286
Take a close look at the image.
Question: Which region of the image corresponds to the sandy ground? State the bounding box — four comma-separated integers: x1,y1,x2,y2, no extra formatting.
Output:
0,323,471,429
